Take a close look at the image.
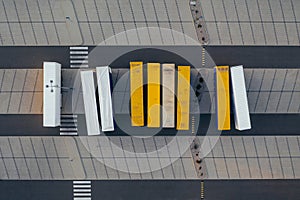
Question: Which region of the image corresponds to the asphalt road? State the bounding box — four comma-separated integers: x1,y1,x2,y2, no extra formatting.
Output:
0,46,204,69
197,114,300,136
2,180,297,200
205,46,300,68
1,46,300,69
204,180,300,200
89,46,204,69
0,115,59,136
99,114,300,136
92,180,200,200
0,181,72,200
0,47,69,68
1,113,298,136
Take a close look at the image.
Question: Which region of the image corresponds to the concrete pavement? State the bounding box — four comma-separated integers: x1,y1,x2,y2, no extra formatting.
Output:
0,136,298,180
0,0,198,46
200,0,300,45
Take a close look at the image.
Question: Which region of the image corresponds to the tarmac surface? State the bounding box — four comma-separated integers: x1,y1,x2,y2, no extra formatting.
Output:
0,115,58,136
1,46,300,69
0,47,69,68
1,114,298,136
0,46,206,69
0,180,299,200
206,46,300,68
0,181,72,200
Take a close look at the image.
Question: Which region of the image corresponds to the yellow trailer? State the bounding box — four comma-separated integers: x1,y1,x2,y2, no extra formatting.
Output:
215,66,230,130
176,66,190,130
147,63,161,127
130,62,144,126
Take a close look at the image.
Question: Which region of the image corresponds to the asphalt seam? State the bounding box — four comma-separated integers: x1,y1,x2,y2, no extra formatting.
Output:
287,70,299,112
17,70,28,113
253,138,263,178
93,0,106,45
264,137,274,178
8,138,21,179
36,0,50,45
231,137,241,178
151,0,164,45
2,1,15,45
289,0,300,43
285,138,296,178
82,0,95,44
118,137,133,179
267,0,279,45
256,0,267,44
275,70,288,112
84,138,99,179
18,137,32,179
6,70,16,113
232,0,245,45
279,0,290,44
14,1,27,45
274,137,285,178
29,138,43,179
104,0,117,44
244,0,256,43
47,0,60,44
117,0,130,44
221,0,233,45
52,137,65,179
174,0,187,44
95,138,109,179
162,0,176,44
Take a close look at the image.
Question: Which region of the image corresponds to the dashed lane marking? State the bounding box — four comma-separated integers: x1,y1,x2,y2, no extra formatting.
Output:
201,181,204,199
202,47,206,67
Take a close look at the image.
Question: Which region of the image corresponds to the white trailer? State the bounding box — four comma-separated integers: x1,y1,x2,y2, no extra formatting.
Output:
81,71,100,135
230,65,251,131
96,66,114,132
162,64,175,128
43,62,61,127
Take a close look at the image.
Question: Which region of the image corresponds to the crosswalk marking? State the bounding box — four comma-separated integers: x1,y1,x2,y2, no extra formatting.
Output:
74,189,91,192
70,51,89,55
71,64,89,68
60,114,78,136
71,60,88,64
70,46,89,68
73,181,91,184
70,56,88,59
73,180,92,200
73,185,91,188
70,46,88,50
74,193,91,197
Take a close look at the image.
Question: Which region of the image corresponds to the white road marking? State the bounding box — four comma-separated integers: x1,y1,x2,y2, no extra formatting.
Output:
70,47,88,50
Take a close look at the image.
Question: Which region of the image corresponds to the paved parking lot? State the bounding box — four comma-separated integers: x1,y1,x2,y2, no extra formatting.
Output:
200,0,300,45
0,0,198,46
0,136,298,180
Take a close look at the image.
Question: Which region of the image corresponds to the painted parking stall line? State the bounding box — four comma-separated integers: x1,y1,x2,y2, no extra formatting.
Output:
73,181,92,200
70,47,89,68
